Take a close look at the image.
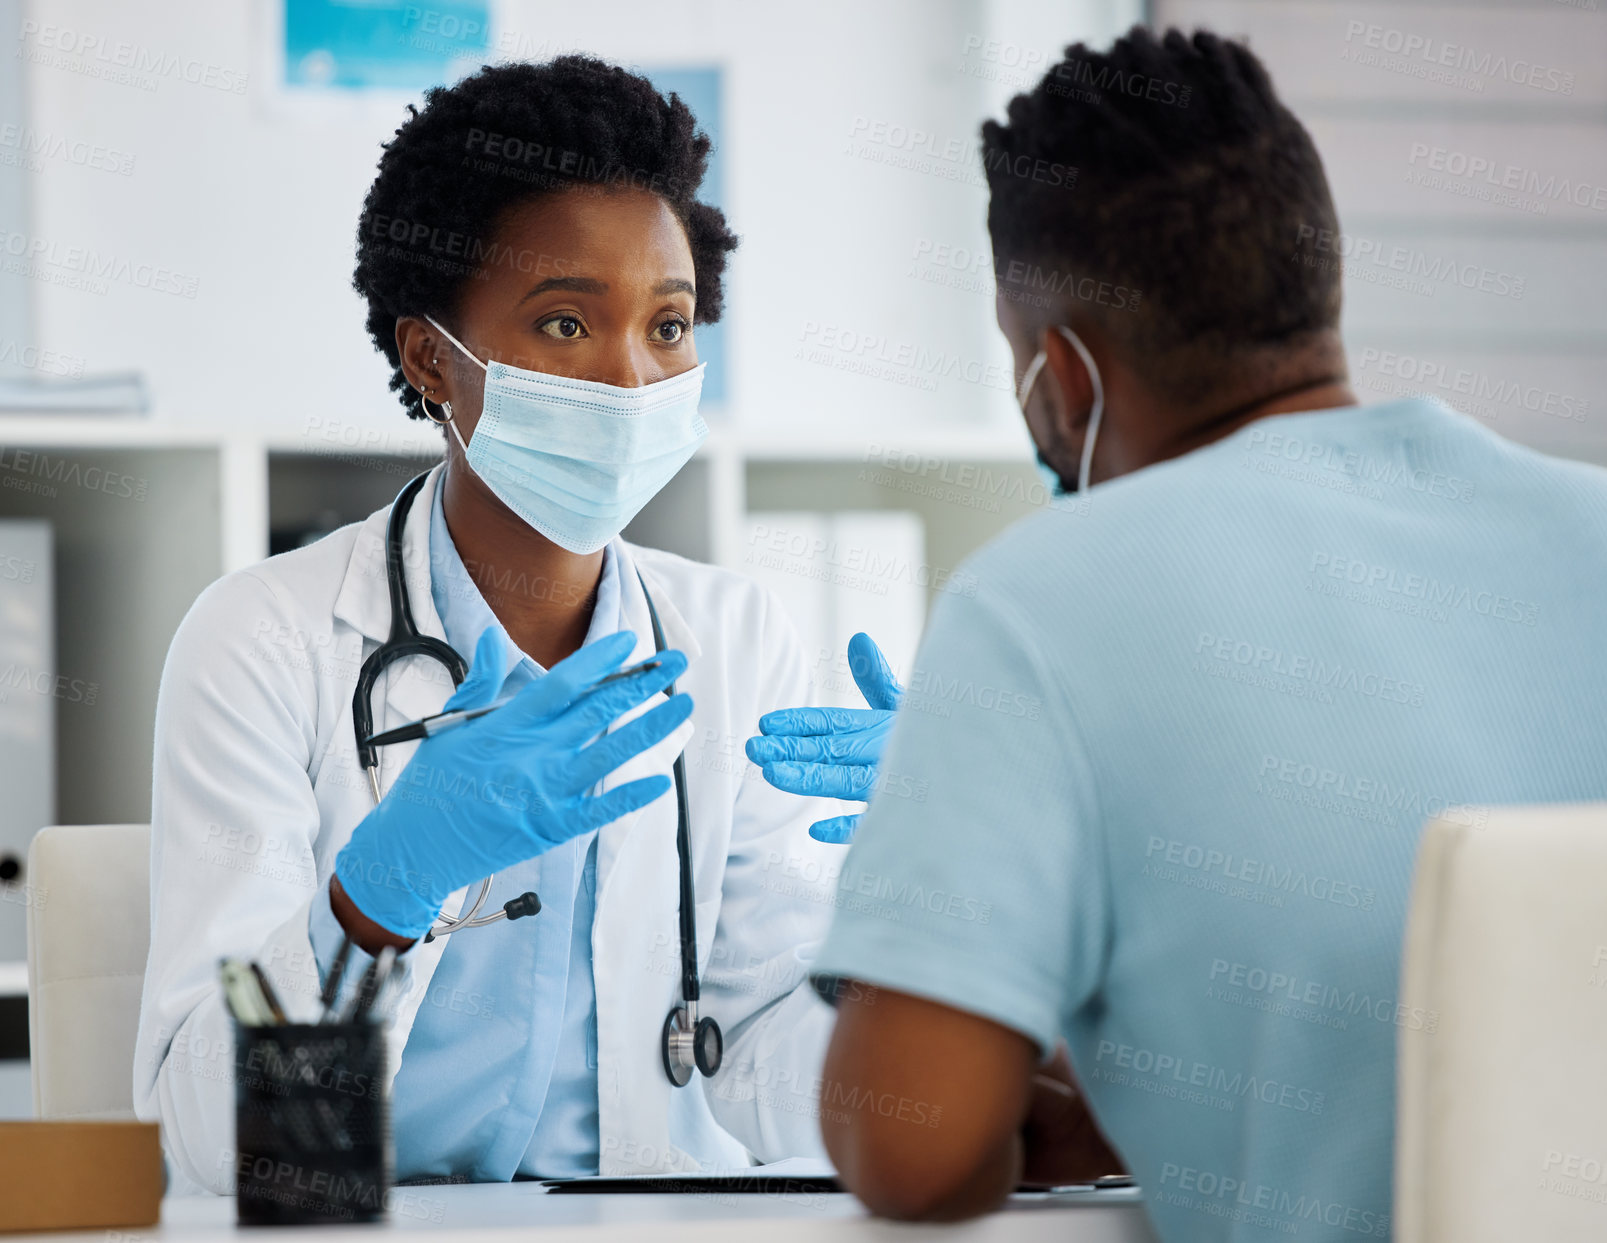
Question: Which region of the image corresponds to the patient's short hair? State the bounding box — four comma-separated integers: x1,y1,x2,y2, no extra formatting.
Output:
982,28,1342,398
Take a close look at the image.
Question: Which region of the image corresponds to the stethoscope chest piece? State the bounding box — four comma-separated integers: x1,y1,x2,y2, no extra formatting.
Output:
661,1001,723,1088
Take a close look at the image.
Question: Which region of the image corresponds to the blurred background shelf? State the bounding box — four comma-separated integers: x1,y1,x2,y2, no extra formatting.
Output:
0,427,1058,834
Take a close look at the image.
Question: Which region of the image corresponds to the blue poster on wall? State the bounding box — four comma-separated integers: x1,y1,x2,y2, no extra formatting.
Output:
646,68,727,408
284,0,489,90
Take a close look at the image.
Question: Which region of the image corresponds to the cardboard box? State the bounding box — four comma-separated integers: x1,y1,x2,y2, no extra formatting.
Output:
0,1120,161,1233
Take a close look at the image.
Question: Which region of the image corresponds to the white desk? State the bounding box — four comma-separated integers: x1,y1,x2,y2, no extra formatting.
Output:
18,1184,1159,1241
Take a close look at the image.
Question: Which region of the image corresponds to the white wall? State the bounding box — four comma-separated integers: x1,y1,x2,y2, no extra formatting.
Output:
1154,0,1607,465
21,0,1138,453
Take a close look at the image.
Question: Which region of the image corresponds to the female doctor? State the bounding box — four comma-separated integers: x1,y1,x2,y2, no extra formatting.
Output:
134,56,841,1191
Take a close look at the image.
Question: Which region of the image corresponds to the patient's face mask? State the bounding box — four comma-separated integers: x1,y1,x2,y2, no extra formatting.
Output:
425,315,708,555
1016,324,1105,495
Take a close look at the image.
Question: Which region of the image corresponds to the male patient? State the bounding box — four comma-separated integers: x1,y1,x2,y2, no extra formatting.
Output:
762,27,1607,1241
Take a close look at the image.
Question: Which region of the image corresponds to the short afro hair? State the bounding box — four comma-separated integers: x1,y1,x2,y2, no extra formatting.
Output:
982,28,1342,398
353,55,738,418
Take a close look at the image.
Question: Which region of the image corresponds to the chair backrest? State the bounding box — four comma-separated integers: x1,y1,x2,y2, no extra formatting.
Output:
1397,804,1607,1242
25,824,151,1120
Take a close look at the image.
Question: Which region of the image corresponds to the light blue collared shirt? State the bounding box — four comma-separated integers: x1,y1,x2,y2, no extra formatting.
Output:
314,481,621,1182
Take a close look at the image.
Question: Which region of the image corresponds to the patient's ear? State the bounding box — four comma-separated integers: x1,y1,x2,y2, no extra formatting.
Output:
1039,324,1101,438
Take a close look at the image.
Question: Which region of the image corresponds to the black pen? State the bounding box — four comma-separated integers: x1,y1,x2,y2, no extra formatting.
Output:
346,946,398,1024
594,658,663,687
319,935,353,1023
361,658,665,749
249,962,288,1025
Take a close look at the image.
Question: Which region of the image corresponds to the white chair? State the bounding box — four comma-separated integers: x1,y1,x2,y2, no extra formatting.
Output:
1397,804,1607,1242
25,824,151,1120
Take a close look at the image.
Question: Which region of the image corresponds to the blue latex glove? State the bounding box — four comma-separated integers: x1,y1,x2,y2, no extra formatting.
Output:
336,628,692,938
744,632,899,844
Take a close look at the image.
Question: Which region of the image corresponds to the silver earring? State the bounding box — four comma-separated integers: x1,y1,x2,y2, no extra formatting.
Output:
418,387,453,425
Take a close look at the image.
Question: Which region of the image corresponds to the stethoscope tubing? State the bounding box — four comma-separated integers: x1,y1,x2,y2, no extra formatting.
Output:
350,472,708,1032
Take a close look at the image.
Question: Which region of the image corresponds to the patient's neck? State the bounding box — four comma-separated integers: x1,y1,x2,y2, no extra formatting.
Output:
1146,339,1358,469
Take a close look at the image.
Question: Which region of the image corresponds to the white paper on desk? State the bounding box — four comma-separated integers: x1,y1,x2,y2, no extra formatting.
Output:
723,1158,836,1177
554,1157,837,1185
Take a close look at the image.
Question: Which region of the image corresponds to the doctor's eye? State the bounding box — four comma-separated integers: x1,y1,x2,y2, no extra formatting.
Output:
653,317,688,344
539,314,587,340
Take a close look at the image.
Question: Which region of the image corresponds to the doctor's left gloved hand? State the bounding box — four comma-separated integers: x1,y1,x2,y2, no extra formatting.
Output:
744,632,899,844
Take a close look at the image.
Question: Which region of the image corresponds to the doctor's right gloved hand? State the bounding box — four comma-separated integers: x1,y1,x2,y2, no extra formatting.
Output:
335,627,691,939
744,632,900,845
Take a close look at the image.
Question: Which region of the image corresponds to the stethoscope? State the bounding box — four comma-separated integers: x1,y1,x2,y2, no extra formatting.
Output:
352,470,723,1088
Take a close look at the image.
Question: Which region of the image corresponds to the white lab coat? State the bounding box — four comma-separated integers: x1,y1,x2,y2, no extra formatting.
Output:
134,464,842,1193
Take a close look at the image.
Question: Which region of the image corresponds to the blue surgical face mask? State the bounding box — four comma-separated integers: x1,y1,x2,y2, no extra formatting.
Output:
1033,447,1067,500
425,315,708,555
1016,324,1104,495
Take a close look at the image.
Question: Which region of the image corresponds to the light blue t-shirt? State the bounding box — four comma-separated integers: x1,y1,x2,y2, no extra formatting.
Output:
812,398,1607,1242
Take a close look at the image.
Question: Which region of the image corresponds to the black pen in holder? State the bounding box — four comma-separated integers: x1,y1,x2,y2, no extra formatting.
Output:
233,1020,392,1225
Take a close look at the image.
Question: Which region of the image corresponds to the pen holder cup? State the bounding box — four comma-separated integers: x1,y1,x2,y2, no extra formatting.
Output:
233,1021,391,1226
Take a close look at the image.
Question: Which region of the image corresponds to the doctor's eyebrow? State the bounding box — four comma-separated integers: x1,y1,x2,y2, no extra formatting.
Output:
520,275,608,301
517,275,696,302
